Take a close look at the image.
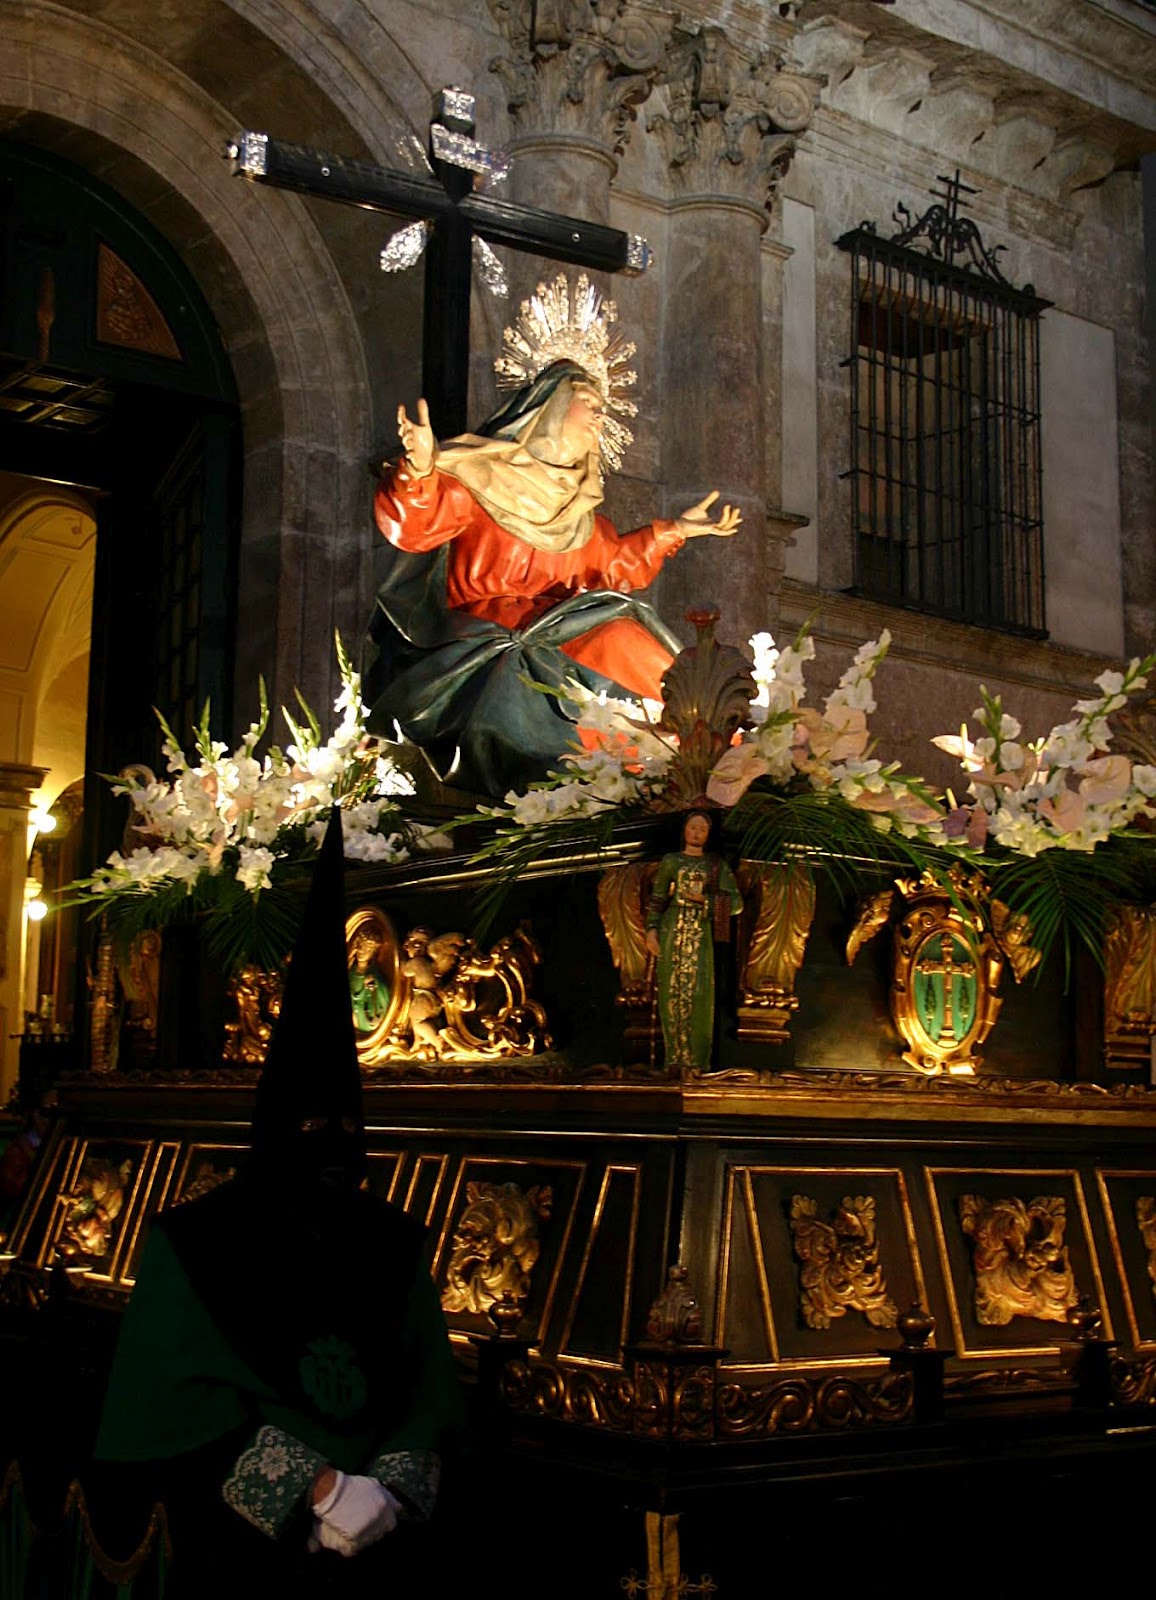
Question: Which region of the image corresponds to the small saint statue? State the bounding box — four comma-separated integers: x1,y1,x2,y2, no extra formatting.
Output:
370,274,741,797
645,808,742,1073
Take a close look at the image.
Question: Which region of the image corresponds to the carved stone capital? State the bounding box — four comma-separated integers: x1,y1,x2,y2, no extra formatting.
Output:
649,26,821,217
488,0,670,157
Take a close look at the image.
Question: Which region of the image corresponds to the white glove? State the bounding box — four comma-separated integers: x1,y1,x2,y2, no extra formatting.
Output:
311,1473,399,1557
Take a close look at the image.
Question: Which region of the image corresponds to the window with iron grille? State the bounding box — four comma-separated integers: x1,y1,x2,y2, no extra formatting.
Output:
837,182,1050,636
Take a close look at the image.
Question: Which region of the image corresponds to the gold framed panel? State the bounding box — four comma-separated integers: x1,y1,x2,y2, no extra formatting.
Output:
716,1165,929,1371
346,905,405,1062
119,1141,183,1286
5,1122,72,1258
403,1153,451,1227
557,1164,642,1369
1095,1169,1156,1351
365,1150,408,1205
36,1136,154,1284
169,1144,247,1208
433,1154,587,1349
925,1167,1113,1359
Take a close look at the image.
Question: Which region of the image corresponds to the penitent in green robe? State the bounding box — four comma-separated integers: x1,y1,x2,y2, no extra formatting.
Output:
95,1182,464,1594
647,852,742,1071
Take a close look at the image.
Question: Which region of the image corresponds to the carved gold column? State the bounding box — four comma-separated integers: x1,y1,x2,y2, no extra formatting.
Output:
0,764,47,1101
735,858,816,1045
650,25,820,648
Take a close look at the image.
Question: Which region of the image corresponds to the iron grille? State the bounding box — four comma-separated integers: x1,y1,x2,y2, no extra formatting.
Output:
837,227,1049,635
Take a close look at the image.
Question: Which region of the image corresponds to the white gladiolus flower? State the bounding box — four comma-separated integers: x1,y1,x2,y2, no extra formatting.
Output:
236,845,275,893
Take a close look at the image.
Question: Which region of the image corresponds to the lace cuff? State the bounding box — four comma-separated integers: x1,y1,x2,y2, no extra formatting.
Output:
367,1449,441,1522
222,1424,324,1538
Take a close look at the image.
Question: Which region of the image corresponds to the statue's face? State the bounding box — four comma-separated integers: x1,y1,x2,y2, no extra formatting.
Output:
557,383,605,462
684,813,710,849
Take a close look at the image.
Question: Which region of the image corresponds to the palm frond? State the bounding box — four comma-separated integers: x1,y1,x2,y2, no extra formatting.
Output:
985,836,1153,984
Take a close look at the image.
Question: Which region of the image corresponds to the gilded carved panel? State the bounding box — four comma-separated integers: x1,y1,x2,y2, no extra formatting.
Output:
926,1169,1110,1357
718,1167,926,1369
958,1194,1078,1326
788,1194,898,1331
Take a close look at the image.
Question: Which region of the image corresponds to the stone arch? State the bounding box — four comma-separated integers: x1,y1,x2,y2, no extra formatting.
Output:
0,486,97,794
0,1,399,714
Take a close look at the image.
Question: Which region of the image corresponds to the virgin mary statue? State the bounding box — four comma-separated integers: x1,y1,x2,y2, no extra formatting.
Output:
369,275,740,797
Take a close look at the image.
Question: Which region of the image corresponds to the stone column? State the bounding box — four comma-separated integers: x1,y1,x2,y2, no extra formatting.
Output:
484,1,670,406
649,27,820,648
0,765,47,1102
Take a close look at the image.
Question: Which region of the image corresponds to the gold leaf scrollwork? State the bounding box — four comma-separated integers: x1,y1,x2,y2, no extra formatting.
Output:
989,899,1042,984
440,1181,553,1318
958,1194,1079,1326
500,1357,636,1432
1103,904,1156,1071
1136,1197,1156,1303
788,1194,898,1330
715,1370,913,1437
1110,1352,1156,1406
845,889,894,966
652,609,756,809
735,859,816,1046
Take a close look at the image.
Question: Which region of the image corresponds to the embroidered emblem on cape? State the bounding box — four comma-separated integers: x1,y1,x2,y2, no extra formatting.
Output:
298,1335,368,1420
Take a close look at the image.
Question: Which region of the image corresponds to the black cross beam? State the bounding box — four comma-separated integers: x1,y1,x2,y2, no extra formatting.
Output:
226,88,652,437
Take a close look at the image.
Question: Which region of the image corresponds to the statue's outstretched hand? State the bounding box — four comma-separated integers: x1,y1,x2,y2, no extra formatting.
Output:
398,398,436,476
674,491,743,539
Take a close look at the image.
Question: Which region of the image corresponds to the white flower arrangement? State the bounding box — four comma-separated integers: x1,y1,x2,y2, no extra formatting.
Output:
932,655,1156,856
82,636,420,904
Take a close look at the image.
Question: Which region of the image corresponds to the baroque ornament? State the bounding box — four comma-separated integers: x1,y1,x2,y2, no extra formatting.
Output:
958,1195,1079,1327
735,859,815,1046
649,25,820,213
789,1194,899,1331
440,1180,553,1317
488,0,669,156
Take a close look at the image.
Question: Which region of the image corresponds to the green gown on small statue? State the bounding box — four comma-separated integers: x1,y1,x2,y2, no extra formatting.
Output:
647,853,742,1071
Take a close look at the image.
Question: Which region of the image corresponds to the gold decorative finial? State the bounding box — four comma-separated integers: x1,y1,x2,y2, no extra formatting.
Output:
494,271,638,470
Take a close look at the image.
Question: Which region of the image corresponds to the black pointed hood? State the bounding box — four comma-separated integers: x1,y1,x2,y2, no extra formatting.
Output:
250,806,365,1185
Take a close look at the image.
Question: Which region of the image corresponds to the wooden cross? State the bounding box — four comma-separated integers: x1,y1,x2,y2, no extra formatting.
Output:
918,932,976,1044
226,88,652,437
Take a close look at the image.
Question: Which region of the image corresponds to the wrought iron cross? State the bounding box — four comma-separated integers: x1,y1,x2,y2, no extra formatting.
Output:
226,88,652,437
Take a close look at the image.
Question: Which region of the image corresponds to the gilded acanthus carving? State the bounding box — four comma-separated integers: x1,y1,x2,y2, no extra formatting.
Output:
597,861,662,1065
488,0,670,155
1137,1197,1156,1303
1103,905,1156,1072
649,25,820,213
958,1195,1079,1326
1111,1353,1156,1407
654,608,755,810
736,859,815,1045
789,1194,898,1331
845,888,893,967
645,1264,705,1344
440,1181,553,1317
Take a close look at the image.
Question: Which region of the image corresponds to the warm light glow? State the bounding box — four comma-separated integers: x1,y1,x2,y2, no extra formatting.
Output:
25,899,48,923
30,807,57,835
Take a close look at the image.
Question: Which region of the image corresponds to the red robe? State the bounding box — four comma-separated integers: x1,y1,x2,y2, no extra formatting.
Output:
375,464,684,701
